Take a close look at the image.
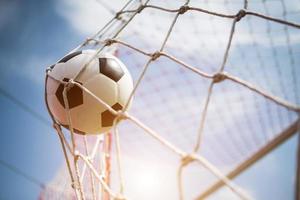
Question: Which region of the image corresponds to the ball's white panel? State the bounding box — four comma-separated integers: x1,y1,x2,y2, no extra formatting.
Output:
71,73,118,133
46,76,60,95
46,94,68,125
69,95,110,134
72,52,99,83
82,49,96,54
83,73,118,107
117,72,134,108
67,104,100,134
48,63,66,81
49,51,98,83
60,53,95,82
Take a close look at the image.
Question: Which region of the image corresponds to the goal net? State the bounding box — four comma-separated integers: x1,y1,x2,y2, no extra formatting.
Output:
41,0,300,199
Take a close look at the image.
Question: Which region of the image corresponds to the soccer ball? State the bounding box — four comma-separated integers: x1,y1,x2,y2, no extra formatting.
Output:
45,50,133,134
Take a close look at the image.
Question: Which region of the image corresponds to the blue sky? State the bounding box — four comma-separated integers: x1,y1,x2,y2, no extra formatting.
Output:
0,0,299,199
0,0,81,199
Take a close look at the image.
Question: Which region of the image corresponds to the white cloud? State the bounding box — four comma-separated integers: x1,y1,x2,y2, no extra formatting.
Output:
56,0,124,35
55,0,300,52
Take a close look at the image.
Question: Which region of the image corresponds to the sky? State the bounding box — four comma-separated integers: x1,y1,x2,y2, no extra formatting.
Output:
0,0,299,199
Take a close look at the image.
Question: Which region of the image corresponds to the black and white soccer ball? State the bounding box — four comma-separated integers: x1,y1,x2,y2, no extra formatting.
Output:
45,50,133,134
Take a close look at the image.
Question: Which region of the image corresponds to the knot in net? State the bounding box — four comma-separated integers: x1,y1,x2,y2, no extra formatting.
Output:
236,9,247,22
178,5,190,15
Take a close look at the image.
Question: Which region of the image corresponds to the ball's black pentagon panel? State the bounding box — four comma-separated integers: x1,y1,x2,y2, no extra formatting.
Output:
55,78,83,109
49,64,55,70
61,124,86,135
101,103,123,127
58,51,82,63
99,58,124,82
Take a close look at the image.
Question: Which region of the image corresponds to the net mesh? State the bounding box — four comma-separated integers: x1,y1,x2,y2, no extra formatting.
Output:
42,0,300,199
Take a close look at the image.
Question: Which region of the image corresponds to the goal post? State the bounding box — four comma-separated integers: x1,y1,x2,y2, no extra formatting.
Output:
43,0,300,199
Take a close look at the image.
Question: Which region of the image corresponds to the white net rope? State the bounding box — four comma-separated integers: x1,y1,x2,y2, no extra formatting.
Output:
43,0,300,199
